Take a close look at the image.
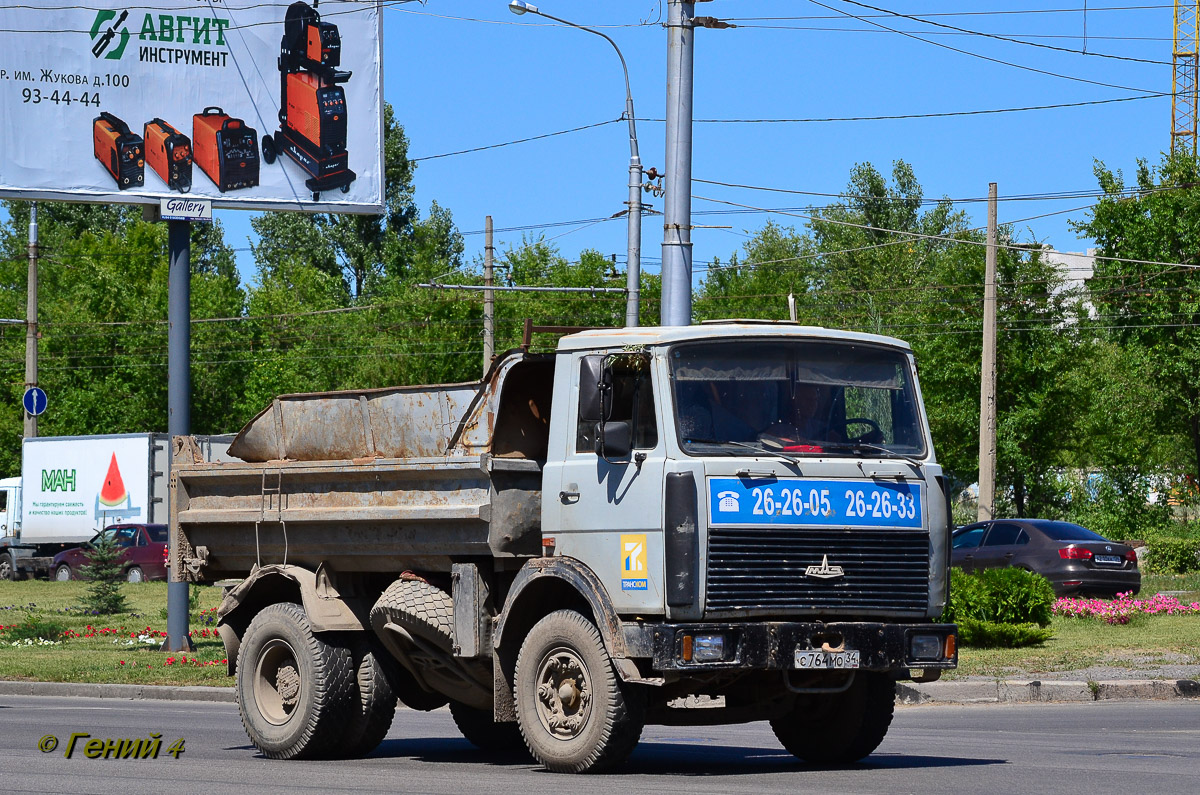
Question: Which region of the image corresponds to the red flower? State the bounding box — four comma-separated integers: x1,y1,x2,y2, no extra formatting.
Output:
118,661,125,666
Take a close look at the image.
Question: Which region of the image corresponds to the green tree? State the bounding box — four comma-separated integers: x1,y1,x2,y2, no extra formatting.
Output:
79,531,130,615
1072,151,1200,479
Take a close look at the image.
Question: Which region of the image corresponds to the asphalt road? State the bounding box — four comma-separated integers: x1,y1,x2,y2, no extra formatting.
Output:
1,695,1198,795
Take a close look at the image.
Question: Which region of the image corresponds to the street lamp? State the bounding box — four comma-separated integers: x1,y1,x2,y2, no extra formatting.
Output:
508,0,643,327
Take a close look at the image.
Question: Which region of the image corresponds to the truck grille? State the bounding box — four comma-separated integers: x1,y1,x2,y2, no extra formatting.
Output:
705,527,930,614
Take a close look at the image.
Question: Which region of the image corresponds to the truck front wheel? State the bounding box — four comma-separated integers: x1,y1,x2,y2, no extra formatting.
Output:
770,671,896,765
236,602,355,760
0,553,15,581
514,610,645,773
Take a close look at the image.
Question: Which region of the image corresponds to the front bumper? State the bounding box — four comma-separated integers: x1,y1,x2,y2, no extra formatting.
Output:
627,621,958,673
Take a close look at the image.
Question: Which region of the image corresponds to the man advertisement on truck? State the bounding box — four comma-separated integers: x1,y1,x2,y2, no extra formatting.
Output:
171,322,957,774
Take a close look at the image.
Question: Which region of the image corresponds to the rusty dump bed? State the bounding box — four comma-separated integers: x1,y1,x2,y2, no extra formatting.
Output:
171,353,555,582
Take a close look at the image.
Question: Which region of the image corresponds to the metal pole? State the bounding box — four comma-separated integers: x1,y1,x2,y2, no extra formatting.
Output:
24,203,38,439
662,0,695,326
625,89,642,327
166,219,192,651
483,216,494,375
507,2,642,326
977,183,998,522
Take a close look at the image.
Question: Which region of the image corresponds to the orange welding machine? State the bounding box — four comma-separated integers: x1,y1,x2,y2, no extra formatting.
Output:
261,1,355,200
93,112,144,190
144,118,192,193
192,107,259,192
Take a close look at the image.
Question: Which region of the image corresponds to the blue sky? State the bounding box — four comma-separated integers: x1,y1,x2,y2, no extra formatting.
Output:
75,3,1200,291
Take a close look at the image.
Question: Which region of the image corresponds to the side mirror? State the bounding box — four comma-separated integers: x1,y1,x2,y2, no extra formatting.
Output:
598,420,633,460
579,355,604,423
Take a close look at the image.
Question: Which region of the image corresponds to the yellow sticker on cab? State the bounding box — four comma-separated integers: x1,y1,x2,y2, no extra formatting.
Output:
621,533,648,591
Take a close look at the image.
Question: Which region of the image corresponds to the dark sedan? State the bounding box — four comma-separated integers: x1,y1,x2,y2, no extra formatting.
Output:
51,524,169,583
951,519,1140,597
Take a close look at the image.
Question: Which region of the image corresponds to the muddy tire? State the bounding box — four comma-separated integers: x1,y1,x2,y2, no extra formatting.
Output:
371,579,454,650
449,701,527,755
770,671,895,765
236,602,355,760
370,579,482,707
336,635,399,758
514,610,645,773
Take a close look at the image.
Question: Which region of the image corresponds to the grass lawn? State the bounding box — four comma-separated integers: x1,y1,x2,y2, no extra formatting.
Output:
946,572,1200,680
0,581,231,686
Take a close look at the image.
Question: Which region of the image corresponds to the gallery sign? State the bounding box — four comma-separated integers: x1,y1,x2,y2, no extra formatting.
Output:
0,0,384,213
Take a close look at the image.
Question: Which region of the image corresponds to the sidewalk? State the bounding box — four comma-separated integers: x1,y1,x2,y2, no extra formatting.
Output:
2,676,1198,706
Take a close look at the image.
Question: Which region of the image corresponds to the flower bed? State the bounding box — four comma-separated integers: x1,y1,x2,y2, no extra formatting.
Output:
1053,592,1200,624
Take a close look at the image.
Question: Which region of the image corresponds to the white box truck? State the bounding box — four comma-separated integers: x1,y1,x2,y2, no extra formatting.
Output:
0,433,231,580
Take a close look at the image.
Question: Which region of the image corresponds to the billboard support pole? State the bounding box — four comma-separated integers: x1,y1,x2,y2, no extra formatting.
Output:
24,203,38,439
165,218,193,652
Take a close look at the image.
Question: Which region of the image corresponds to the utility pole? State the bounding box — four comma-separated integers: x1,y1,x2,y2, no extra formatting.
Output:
483,216,494,375
24,203,38,439
977,183,998,522
661,0,695,327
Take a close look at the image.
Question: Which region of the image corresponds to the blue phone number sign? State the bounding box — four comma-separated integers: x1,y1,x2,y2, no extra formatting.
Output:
708,477,923,529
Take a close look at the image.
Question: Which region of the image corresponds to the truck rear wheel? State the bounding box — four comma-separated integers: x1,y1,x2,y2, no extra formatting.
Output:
514,609,645,773
336,635,399,758
770,671,896,765
236,602,355,760
449,701,527,755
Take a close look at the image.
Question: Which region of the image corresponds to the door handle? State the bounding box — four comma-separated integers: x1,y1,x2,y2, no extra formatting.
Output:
559,483,580,504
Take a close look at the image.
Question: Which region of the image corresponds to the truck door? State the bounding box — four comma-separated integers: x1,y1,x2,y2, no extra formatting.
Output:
551,353,667,614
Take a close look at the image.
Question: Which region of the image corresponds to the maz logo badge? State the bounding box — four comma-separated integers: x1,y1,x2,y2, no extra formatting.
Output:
805,555,845,580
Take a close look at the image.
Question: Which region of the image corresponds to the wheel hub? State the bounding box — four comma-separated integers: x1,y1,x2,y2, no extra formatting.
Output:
535,650,592,738
253,639,301,726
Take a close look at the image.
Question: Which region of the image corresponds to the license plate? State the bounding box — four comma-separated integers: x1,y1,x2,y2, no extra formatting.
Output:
1094,554,1121,565
794,649,861,670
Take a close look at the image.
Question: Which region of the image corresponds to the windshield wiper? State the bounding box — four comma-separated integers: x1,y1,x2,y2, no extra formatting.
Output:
825,441,924,468
686,437,803,464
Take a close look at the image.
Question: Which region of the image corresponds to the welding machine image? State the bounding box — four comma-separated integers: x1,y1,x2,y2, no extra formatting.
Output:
261,1,356,200
193,107,260,192
92,112,144,190
144,118,192,193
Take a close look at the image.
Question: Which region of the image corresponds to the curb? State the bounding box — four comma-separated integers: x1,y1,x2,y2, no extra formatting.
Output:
0,681,235,703
897,678,1200,705
3,677,1199,707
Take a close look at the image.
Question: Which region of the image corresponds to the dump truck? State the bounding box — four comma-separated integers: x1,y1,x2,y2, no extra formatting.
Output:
172,322,957,773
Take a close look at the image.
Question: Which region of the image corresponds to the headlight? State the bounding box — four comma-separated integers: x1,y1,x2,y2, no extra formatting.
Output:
682,633,726,662
910,634,943,661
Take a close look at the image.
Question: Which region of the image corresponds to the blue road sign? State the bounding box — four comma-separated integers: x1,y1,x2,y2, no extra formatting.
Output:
22,386,47,416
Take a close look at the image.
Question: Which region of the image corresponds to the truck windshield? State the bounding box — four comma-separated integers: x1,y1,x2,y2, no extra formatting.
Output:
670,339,927,458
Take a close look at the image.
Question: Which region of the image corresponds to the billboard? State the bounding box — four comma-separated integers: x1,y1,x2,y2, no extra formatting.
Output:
0,0,383,213
21,434,152,543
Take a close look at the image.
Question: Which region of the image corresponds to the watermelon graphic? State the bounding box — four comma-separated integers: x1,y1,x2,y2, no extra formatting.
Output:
98,453,128,507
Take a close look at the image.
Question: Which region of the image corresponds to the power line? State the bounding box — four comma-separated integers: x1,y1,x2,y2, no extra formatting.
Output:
825,0,1171,65
411,118,622,162
805,0,1162,94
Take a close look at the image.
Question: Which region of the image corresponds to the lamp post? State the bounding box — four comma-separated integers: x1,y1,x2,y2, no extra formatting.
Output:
508,0,642,327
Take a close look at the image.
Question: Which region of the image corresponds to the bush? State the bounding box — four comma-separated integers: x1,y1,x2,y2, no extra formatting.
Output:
1142,535,1200,574
941,567,1056,647
956,619,1054,648
2,614,68,643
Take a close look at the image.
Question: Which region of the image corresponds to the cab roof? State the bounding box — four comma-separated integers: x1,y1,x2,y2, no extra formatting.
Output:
554,322,913,353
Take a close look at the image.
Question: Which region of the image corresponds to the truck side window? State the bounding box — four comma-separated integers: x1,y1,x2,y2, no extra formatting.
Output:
576,354,658,453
